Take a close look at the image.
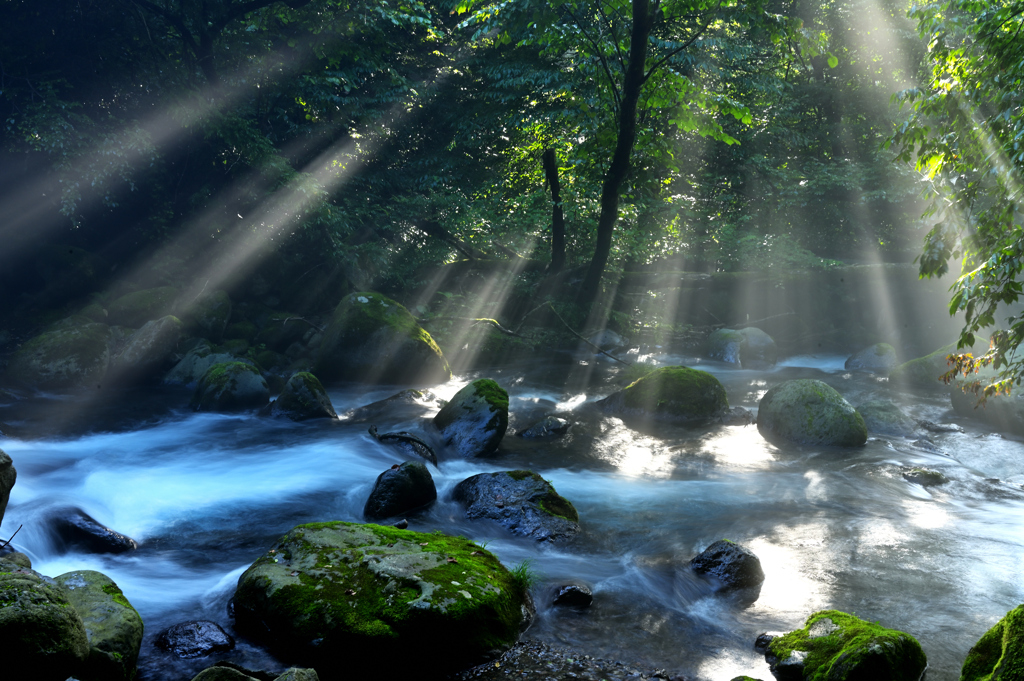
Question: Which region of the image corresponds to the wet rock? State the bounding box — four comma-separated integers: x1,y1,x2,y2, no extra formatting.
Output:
180,290,232,342
266,372,336,421
434,378,509,457
757,379,866,447
163,341,241,388
961,603,1024,681
363,461,437,520
454,641,675,681
764,610,926,681
718,406,756,425
754,632,777,652
845,342,898,372
155,620,234,658
108,315,184,382
368,426,437,465
918,420,964,433
0,565,90,681
313,292,451,384
518,416,571,439
552,584,593,608
54,570,144,681
902,467,948,486
6,323,114,390
107,286,180,328
191,361,270,412
233,522,533,676
708,327,777,368
690,539,765,591
0,447,15,526
47,507,138,554
912,437,942,453
599,366,730,424
452,470,580,542
343,388,442,422
394,519,409,529
856,400,917,437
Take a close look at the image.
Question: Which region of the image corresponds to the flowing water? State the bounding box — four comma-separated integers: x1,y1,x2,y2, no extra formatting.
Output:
2,352,1023,681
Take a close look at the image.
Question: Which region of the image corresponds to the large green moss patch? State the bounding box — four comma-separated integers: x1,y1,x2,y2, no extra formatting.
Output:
601,366,729,423
962,604,1024,681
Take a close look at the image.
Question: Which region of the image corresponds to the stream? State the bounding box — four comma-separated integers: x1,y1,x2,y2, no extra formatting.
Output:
2,351,1023,681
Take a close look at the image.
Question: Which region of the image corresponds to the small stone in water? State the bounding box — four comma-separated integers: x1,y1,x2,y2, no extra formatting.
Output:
394,519,409,529
553,584,593,608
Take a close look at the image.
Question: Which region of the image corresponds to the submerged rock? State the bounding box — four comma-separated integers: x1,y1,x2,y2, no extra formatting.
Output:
961,603,1024,681
434,378,509,457
517,416,571,439
690,539,765,591
267,372,337,421
452,470,580,542
191,361,270,411
0,564,90,681
902,467,948,486
764,610,926,681
344,388,441,421
233,521,533,676
0,448,15,526
599,366,729,424
856,400,917,437
6,323,114,390
363,461,437,520
552,584,593,608
47,507,138,554
845,343,898,372
707,327,778,368
156,620,234,658
313,292,451,384
757,379,867,447
54,570,144,681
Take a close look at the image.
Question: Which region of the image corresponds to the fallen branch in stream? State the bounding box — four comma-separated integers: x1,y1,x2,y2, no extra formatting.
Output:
0,524,23,550
418,316,523,337
368,425,438,466
543,303,632,366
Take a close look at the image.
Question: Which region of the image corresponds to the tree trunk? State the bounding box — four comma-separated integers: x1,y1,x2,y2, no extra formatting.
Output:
575,0,652,309
542,148,566,272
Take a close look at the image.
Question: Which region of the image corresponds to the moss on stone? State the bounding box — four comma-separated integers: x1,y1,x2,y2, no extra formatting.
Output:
191,361,269,411
612,366,728,421
889,343,960,388
7,323,113,389
108,287,179,328
473,378,509,413
758,379,867,447
961,604,1024,681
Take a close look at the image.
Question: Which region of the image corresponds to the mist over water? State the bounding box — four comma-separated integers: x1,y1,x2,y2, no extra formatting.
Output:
2,354,1023,680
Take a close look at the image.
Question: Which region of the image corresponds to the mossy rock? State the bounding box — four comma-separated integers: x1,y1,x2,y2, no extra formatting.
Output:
0,448,15,527
163,341,240,388
888,342,983,390
845,343,898,372
180,290,232,342
232,522,532,677
951,380,1024,436
108,315,184,382
313,292,451,384
856,400,917,437
452,470,580,542
433,379,509,457
54,570,143,681
599,366,729,424
765,610,926,681
757,379,867,447
268,372,337,421
191,362,270,412
902,467,947,486
961,603,1024,681
0,565,91,681
708,327,778,368
256,312,308,353
107,286,180,328
6,323,114,390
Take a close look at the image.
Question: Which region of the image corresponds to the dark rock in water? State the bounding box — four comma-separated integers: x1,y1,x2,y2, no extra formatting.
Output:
48,507,137,554
918,420,964,433
845,343,898,372
190,664,319,681
344,388,442,421
0,564,91,681
856,400,917,437
453,641,676,681
754,632,777,652
690,539,765,591
902,467,948,486
757,379,866,447
266,371,336,421
599,366,730,424
54,570,144,681
190,361,270,412
912,437,942,453
707,327,778,368
764,610,926,681
233,522,533,677
452,470,580,542
363,461,437,520
552,584,593,608
718,406,756,426
155,620,234,658
518,416,571,439
434,378,509,457
394,519,408,529
368,425,437,465
0,447,16,526
960,604,1024,681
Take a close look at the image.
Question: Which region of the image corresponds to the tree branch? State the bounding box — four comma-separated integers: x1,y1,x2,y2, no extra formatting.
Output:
566,7,622,111
642,0,723,84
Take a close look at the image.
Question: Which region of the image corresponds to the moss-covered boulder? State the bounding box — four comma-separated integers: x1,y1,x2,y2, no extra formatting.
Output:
599,366,729,424
363,461,437,520
452,470,581,542
108,315,184,382
690,539,765,592
313,292,451,384
54,570,143,681
757,379,867,447
950,380,1024,436
0,448,15,527
889,343,969,390
856,400,917,437
179,290,232,342
434,378,509,457
267,372,337,421
107,286,179,328
191,362,270,412
0,564,91,681
708,327,778,368
6,323,114,390
163,341,240,387
764,610,926,681
961,603,1024,681
845,343,898,372
232,522,532,677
